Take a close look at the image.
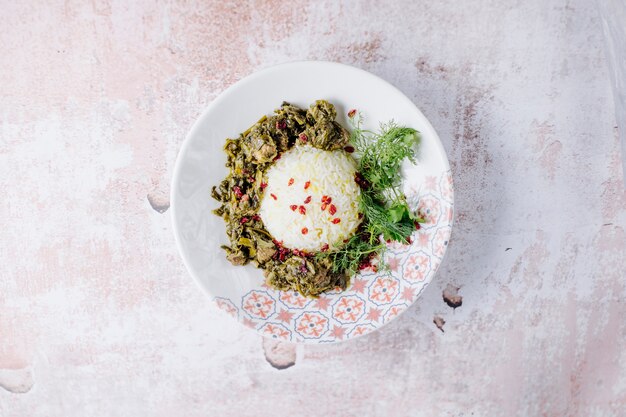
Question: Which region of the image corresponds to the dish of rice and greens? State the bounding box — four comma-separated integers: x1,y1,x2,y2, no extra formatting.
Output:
211,100,424,297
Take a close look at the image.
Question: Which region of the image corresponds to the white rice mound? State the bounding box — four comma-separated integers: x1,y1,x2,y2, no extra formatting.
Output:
260,145,362,251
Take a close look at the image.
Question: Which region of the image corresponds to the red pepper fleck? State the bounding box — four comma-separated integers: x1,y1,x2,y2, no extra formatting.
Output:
301,227,308,235
414,221,421,230
321,195,330,203
272,243,290,262
273,154,281,162
260,182,268,189
240,217,249,224
304,181,311,190
276,119,286,130
348,109,357,118
290,205,297,211
358,213,364,219
288,178,294,186
270,193,277,200
233,186,243,198
331,218,341,224
321,202,328,211
359,259,371,270
248,176,255,183
303,195,312,204
299,133,308,143
328,204,337,215
344,145,355,153
298,205,306,215
252,214,261,221
406,236,413,244
321,243,329,252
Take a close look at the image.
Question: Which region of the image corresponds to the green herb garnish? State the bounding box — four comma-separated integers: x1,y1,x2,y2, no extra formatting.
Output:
317,113,424,276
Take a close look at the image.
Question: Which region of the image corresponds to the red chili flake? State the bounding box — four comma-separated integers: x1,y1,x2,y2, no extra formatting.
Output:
359,259,371,270
292,248,300,256
321,202,328,211
303,195,312,204
298,205,306,215
276,119,286,130
240,217,249,224
414,221,421,230
273,154,281,162
260,182,268,189
270,193,277,200
304,181,311,190
272,244,291,262
331,218,341,224
290,205,297,211
252,214,261,221
301,227,308,235
233,186,243,198
328,204,337,215
242,169,249,175
299,133,308,143
320,243,329,252
248,176,255,183
344,145,355,153
386,239,391,243
288,178,294,186
406,236,413,244
358,213,364,219
348,109,357,118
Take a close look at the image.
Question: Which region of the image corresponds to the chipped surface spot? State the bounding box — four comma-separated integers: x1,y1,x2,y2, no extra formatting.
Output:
0,368,34,394
147,192,170,213
442,284,463,309
433,316,446,332
262,338,296,370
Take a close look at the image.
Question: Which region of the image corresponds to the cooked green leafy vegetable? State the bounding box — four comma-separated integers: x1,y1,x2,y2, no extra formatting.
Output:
211,100,351,297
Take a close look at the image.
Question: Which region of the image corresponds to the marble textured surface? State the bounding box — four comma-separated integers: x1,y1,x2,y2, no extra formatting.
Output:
1,1,625,416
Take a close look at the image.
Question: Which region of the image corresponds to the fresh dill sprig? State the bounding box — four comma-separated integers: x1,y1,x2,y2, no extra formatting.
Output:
318,112,424,275
317,233,385,276
355,120,419,196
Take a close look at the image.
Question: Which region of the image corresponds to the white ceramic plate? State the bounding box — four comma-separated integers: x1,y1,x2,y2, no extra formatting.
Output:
171,61,453,343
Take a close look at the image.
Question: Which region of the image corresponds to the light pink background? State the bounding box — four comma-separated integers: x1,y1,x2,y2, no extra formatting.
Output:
1,1,625,416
